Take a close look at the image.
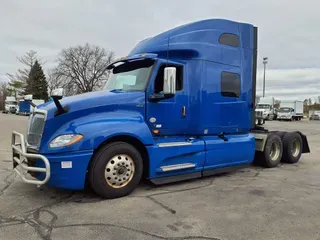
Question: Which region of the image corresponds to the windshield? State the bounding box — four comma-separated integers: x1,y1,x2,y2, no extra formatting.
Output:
279,107,292,113
257,104,270,109
104,59,154,92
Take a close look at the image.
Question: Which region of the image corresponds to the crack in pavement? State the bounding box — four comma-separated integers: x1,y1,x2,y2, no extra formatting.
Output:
0,171,16,197
0,177,217,239
2,165,314,240
0,193,75,240
148,178,216,197
26,209,58,240
124,178,216,215
0,166,13,172
54,223,220,240
69,177,216,215
146,196,177,214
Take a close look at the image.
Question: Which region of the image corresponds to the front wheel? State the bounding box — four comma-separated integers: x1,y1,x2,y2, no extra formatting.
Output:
89,142,143,199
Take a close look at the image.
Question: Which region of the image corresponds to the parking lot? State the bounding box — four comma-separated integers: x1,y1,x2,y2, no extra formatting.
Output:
0,114,319,240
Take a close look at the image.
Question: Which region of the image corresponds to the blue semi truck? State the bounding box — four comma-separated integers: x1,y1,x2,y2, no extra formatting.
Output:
12,19,310,199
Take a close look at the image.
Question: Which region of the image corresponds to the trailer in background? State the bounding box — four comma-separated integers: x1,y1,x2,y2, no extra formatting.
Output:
278,100,303,121
16,99,45,116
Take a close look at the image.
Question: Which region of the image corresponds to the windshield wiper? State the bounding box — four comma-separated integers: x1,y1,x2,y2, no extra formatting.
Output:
109,88,126,92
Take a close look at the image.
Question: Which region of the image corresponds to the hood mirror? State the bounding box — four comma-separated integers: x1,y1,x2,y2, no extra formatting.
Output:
51,88,64,100
24,94,33,101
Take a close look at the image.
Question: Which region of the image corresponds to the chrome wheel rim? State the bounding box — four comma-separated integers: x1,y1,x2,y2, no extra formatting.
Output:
291,139,301,157
105,154,135,189
269,141,280,161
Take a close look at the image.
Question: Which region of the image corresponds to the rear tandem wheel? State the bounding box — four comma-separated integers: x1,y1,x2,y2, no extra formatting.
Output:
281,132,303,164
256,133,283,168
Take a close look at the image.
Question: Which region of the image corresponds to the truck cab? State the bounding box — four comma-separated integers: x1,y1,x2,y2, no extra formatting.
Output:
255,97,276,120
278,107,294,120
278,100,303,121
12,19,310,199
3,97,17,114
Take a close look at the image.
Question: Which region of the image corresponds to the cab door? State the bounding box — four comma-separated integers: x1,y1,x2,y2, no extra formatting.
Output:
146,61,189,135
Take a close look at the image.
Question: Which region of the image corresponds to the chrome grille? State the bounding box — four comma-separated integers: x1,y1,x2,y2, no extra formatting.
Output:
27,111,46,149
255,110,263,117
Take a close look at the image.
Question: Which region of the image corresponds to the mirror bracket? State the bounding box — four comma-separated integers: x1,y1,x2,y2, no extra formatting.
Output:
148,93,174,102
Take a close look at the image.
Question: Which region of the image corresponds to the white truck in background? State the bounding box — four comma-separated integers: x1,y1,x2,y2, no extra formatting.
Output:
255,96,277,121
3,96,17,114
278,100,303,121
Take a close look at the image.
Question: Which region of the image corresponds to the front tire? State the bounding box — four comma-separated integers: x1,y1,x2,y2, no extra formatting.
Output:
89,142,143,199
257,119,262,125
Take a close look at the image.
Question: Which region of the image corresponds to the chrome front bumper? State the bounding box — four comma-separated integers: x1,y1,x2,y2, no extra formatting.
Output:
11,131,50,185
278,115,291,120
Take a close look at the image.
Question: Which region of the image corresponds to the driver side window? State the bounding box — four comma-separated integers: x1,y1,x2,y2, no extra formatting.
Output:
154,64,183,93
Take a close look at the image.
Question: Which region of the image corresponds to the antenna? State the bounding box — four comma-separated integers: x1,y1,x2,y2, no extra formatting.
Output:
166,36,170,67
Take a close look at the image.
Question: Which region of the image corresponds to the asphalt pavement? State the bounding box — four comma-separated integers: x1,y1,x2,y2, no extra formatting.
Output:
0,114,319,240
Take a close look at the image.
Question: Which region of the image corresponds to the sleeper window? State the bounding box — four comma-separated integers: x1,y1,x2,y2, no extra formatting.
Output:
221,72,241,98
219,33,239,47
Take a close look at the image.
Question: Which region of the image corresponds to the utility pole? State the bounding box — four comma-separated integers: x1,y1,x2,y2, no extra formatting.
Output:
263,57,268,97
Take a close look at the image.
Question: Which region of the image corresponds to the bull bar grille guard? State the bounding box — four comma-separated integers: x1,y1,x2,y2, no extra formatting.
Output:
11,131,50,185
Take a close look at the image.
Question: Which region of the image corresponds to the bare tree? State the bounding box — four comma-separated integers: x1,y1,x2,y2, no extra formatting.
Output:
47,69,65,95
47,69,83,96
255,95,261,105
53,43,115,93
9,50,42,82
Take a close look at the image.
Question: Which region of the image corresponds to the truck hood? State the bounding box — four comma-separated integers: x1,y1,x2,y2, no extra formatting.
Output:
37,90,145,120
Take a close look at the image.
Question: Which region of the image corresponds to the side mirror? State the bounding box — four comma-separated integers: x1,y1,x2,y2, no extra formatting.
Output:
24,94,33,101
163,67,176,95
51,88,64,100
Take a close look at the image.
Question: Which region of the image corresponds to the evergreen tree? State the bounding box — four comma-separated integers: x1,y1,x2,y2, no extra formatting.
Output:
7,80,24,98
25,60,49,101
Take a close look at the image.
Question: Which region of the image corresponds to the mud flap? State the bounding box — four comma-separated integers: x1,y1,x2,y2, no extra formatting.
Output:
296,131,310,153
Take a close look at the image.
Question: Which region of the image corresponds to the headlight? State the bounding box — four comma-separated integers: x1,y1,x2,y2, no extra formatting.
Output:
49,134,83,148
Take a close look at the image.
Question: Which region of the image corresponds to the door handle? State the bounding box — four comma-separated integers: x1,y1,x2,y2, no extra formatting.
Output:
181,106,186,118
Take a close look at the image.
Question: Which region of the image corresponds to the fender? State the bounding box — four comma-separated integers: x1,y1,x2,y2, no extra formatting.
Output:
40,111,155,154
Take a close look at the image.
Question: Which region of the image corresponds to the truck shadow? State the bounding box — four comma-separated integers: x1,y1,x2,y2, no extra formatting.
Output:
38,166,265,203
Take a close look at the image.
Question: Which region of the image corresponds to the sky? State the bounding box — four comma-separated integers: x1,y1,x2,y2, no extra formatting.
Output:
0,0,319,102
